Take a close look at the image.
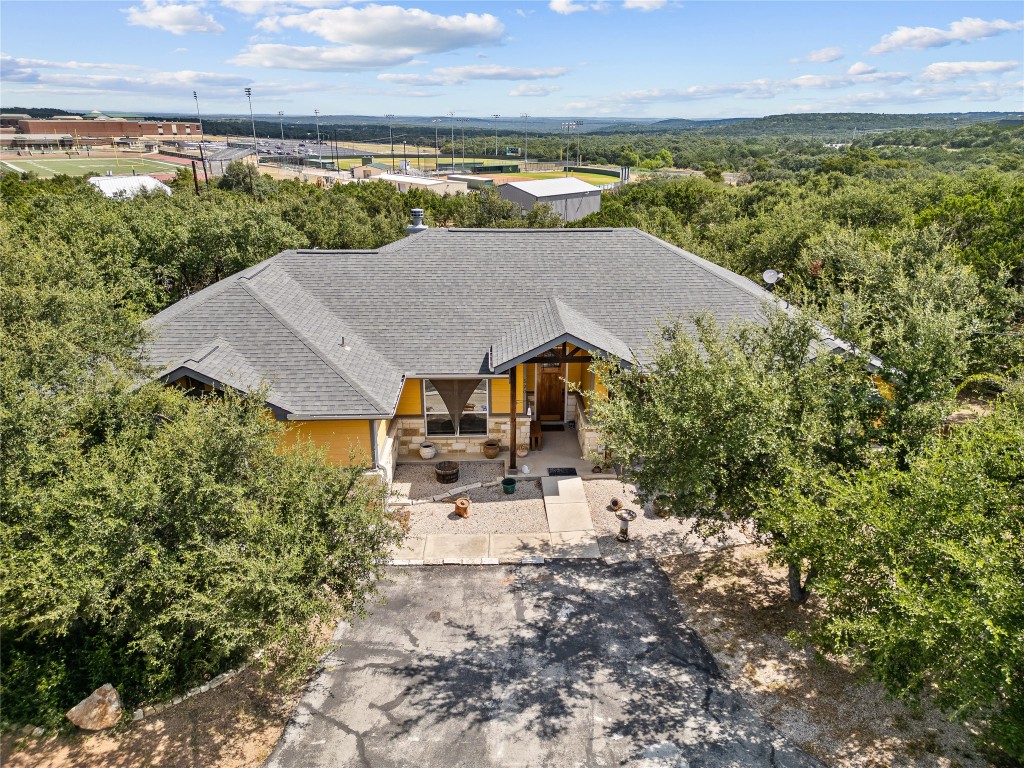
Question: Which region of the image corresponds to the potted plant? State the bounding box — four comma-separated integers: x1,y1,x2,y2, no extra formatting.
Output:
483,438,500,459
516,443,529,458
419,441,436,460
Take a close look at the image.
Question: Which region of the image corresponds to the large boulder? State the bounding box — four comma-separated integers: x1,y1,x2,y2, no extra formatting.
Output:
65,684,122,730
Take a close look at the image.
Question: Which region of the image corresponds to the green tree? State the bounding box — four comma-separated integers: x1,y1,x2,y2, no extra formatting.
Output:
0,197,401,728
771,393,1024,761
586,309,878,602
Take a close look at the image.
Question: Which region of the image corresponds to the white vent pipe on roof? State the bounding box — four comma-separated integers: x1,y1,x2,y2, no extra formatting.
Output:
406,208,428,236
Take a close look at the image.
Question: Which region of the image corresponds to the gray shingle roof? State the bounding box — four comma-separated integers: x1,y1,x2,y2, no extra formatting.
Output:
491,297,634,371
144,228,784,419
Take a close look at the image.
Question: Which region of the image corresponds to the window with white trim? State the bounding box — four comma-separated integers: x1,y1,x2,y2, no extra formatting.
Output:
424,380,488,437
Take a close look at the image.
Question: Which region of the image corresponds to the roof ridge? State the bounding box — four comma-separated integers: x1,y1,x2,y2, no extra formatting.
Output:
237,280,388,415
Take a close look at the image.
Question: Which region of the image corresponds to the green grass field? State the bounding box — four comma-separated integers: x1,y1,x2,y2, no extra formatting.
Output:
0,156,182,179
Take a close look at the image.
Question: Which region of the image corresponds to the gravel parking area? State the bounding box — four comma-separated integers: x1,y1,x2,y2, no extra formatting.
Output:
391,461,505,501
407,478,547,535
584,479,748,558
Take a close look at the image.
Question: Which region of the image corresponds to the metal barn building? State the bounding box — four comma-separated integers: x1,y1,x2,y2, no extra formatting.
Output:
498,177,601,222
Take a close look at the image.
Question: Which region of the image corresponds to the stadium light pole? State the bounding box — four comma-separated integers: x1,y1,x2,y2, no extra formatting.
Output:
448,111,455,172
314,108,321,165
385,113,395,171
431,118,441,168
244,87,258,163
492,114,500,157
193,91,209,187
193,91,205,142
278,111,285,142
521,113,529,167
459,118,466,166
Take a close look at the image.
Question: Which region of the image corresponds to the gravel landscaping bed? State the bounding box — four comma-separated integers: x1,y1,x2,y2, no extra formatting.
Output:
584,479,748,558
391,461,505,502
406,479,547,535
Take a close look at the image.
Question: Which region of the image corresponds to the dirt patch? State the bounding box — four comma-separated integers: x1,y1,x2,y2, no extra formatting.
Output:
584,478,748,558
660,545,991,768
0,666,300,768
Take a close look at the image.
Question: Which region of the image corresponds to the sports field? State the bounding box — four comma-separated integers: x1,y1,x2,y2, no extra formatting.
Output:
482,170,621,186
0,156,182,178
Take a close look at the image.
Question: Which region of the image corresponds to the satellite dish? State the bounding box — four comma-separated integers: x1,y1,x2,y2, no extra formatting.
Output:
762,269,784,286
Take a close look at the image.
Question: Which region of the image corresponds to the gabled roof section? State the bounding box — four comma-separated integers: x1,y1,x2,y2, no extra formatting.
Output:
157,337,292,413
239,261,403,416
491,297,634,372
144,252,403,419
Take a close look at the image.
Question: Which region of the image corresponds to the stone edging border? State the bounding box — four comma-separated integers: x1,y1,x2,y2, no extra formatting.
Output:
2,660,259,738
130,661,254,722
388,478,504,507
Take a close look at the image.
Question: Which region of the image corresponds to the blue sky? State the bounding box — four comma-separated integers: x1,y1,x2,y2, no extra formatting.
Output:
2,1,1022,119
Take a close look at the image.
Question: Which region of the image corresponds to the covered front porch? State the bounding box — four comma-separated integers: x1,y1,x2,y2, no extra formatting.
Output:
395,418,605,480
389,299,628,477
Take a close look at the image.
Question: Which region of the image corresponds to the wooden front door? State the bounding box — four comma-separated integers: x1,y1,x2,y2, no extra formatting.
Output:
538,363,565,422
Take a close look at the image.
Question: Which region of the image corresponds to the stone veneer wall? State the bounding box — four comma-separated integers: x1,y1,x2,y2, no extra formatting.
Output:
395,415,531,458
571,395,604,459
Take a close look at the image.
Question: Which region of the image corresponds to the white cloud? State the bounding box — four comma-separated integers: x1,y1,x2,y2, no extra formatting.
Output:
920,60,1020,82
549,0,607,15
846,61,876,76
803,79,1024,110
869,16,1024,55
789,47,844,64
125,0,225,35
219,0,337,14
3,68,250,92
1,54,143,71
230,43,414,71
173,47,189,53
377,64,568,87
623,0,666,10
267,6,504,52
377,73,449,86
509,83,560,97
439,64,568,81
564,68,911,112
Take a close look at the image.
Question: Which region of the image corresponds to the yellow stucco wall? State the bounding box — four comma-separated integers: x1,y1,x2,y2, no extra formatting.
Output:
376,418,389,447
279,419,372,466
490,365,526,415
396,378,423,415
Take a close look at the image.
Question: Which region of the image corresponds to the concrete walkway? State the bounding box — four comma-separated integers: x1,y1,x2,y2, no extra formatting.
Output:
390,476,601,565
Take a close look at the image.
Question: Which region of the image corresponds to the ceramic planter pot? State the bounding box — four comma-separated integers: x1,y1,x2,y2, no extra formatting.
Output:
419,442,436,460
516,444,529,458
483,439,500,459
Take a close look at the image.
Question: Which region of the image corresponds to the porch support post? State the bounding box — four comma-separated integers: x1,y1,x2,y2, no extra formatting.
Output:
508,365,517,470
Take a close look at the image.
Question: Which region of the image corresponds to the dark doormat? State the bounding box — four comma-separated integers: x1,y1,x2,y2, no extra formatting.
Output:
547,467,578,476
540,423,565,432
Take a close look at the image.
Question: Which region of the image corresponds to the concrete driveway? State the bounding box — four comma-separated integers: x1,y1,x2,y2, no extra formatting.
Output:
265,562,820,768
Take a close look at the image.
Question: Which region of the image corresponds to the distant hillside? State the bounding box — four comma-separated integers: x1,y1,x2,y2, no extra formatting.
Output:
1,106,83,118
704,112,1016,137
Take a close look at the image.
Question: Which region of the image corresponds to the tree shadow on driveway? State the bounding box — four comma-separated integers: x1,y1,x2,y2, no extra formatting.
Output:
267,562,822,767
